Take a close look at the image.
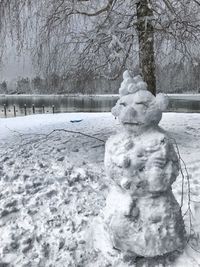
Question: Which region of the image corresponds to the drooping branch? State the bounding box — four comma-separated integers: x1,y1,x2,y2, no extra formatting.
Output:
193,0,200,6
74,0,116,17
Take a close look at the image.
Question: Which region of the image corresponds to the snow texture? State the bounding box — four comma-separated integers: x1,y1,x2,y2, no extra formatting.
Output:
0,112,200,265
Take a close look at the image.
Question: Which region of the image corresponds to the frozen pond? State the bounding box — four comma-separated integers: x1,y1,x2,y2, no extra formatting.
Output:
0,94,200,117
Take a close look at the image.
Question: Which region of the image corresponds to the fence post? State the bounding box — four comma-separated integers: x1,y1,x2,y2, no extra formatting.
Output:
3,104,7,118
42,105,45,113
13,105,16,117
52,105,55,114
24,104,27,116
32,104,35,114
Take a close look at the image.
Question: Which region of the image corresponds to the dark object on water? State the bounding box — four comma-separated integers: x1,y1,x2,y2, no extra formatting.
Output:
70,119,83,123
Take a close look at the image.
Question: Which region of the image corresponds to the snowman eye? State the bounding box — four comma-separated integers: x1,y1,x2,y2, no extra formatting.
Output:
120,102,126,107
135,102,148,108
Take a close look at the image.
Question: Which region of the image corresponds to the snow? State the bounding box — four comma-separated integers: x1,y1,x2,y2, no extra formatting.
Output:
0,112,200,266
119,72,148,96
101,72,187,262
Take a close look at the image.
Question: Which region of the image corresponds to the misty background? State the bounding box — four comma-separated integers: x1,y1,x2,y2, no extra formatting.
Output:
1,49,200,95
0,0,200,95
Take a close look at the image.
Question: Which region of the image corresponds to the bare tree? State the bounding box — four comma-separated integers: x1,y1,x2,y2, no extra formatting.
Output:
0,0,200,95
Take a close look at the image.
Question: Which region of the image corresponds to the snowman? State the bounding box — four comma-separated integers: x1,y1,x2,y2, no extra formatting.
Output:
92,71,186,262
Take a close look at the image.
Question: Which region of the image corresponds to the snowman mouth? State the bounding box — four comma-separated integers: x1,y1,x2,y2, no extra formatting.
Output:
123,122,143,125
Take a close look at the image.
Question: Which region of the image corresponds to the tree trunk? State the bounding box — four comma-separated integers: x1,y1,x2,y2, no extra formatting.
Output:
136,0,156,96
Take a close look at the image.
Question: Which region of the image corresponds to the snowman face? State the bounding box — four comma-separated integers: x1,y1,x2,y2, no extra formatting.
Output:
112,90,162,132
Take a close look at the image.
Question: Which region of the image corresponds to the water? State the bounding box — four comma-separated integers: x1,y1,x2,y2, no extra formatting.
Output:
0,95,119,118
0,94,200,118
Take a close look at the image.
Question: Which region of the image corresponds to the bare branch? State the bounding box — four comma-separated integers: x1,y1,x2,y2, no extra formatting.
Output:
74,0,116,17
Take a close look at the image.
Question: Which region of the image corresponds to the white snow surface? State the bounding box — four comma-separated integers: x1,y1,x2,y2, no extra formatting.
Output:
0,112,200,266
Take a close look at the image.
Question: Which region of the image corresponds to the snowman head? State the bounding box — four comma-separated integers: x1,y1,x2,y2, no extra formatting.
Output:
112,71,168,132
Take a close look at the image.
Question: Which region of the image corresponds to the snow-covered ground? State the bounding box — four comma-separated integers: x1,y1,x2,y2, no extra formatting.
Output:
0,112,200,266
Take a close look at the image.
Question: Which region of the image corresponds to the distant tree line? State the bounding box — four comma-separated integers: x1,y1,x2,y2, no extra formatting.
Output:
0,71,120,95
0,59,200,95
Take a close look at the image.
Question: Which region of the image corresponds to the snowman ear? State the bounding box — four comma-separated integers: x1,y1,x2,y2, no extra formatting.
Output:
156,93,169,111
